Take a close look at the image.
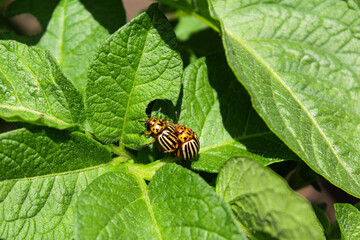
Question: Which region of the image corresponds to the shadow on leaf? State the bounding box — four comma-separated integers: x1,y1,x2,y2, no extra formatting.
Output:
206,53,299,162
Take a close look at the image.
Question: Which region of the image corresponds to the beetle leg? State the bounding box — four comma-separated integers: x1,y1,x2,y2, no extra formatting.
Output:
157,143,164,152
175,148,181,158
163,141,179,153
164,148,176,153
139,131,152,135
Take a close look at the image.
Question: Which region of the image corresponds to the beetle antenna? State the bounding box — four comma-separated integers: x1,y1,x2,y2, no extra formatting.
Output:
137,120,146,122
175,111,179,124
151,108,162,118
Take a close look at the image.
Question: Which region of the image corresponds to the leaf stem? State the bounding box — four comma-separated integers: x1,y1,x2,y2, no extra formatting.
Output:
109,144,136,160
125,157,177,181
112,156,133,164
190,12,219,32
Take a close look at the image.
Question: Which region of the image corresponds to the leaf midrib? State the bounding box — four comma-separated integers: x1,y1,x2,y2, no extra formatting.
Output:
8,46,56,118
136,173,163,240
0,161,112,183
221,2,360,78
57,0,68,65
0,104,72,126
119,16,153,145
224,29,360,190
0,66,23,106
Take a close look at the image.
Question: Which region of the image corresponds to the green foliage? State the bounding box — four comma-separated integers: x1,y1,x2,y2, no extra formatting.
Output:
85,4,182,147
0,164,122,239
312,204,331,237
174,15,209,42
157,0,219,30
335,203,360,240
0,40,84,129
174,14,223,64
0,126,111,180
216,157,325,239
181,55,298,172
346,0,360,10
38,0,126,93
209,0,360,197
1,0,360,239
76,164,246,239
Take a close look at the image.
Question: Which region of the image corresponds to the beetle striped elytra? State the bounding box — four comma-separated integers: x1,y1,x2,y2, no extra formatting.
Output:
161,111,200,160
139,109,200,160
139,108,178,153
171,124,200,160
157,121,178,152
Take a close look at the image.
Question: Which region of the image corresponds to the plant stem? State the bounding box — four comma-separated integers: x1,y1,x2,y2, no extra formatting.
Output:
109,144,136,160
125,157,177,181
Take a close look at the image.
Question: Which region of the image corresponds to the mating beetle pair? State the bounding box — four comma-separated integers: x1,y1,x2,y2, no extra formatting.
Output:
139,108,200,160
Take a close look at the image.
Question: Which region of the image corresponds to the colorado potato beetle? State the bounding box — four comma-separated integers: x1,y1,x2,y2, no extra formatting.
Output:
162,112,200,160
139,108,178,153
172,124,200,160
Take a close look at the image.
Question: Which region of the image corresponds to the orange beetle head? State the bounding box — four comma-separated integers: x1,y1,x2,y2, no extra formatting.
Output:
175,125,194,142
145,118,166,135
175,125,186,134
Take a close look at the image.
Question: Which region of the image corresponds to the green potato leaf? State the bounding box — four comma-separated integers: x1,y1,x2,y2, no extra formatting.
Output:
180,54,298,172
334,203,360,240
346,0,360,11
75,164,246,240
157,0,219,31
174,14,223,64
216,157,325,240
38,0,126,93
0,126,117,239
174,15,209,42
312,204,331,236
0,165,122,239
85,4,182,147
209,0,360,197
0,40,84,129
0,127,111,180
